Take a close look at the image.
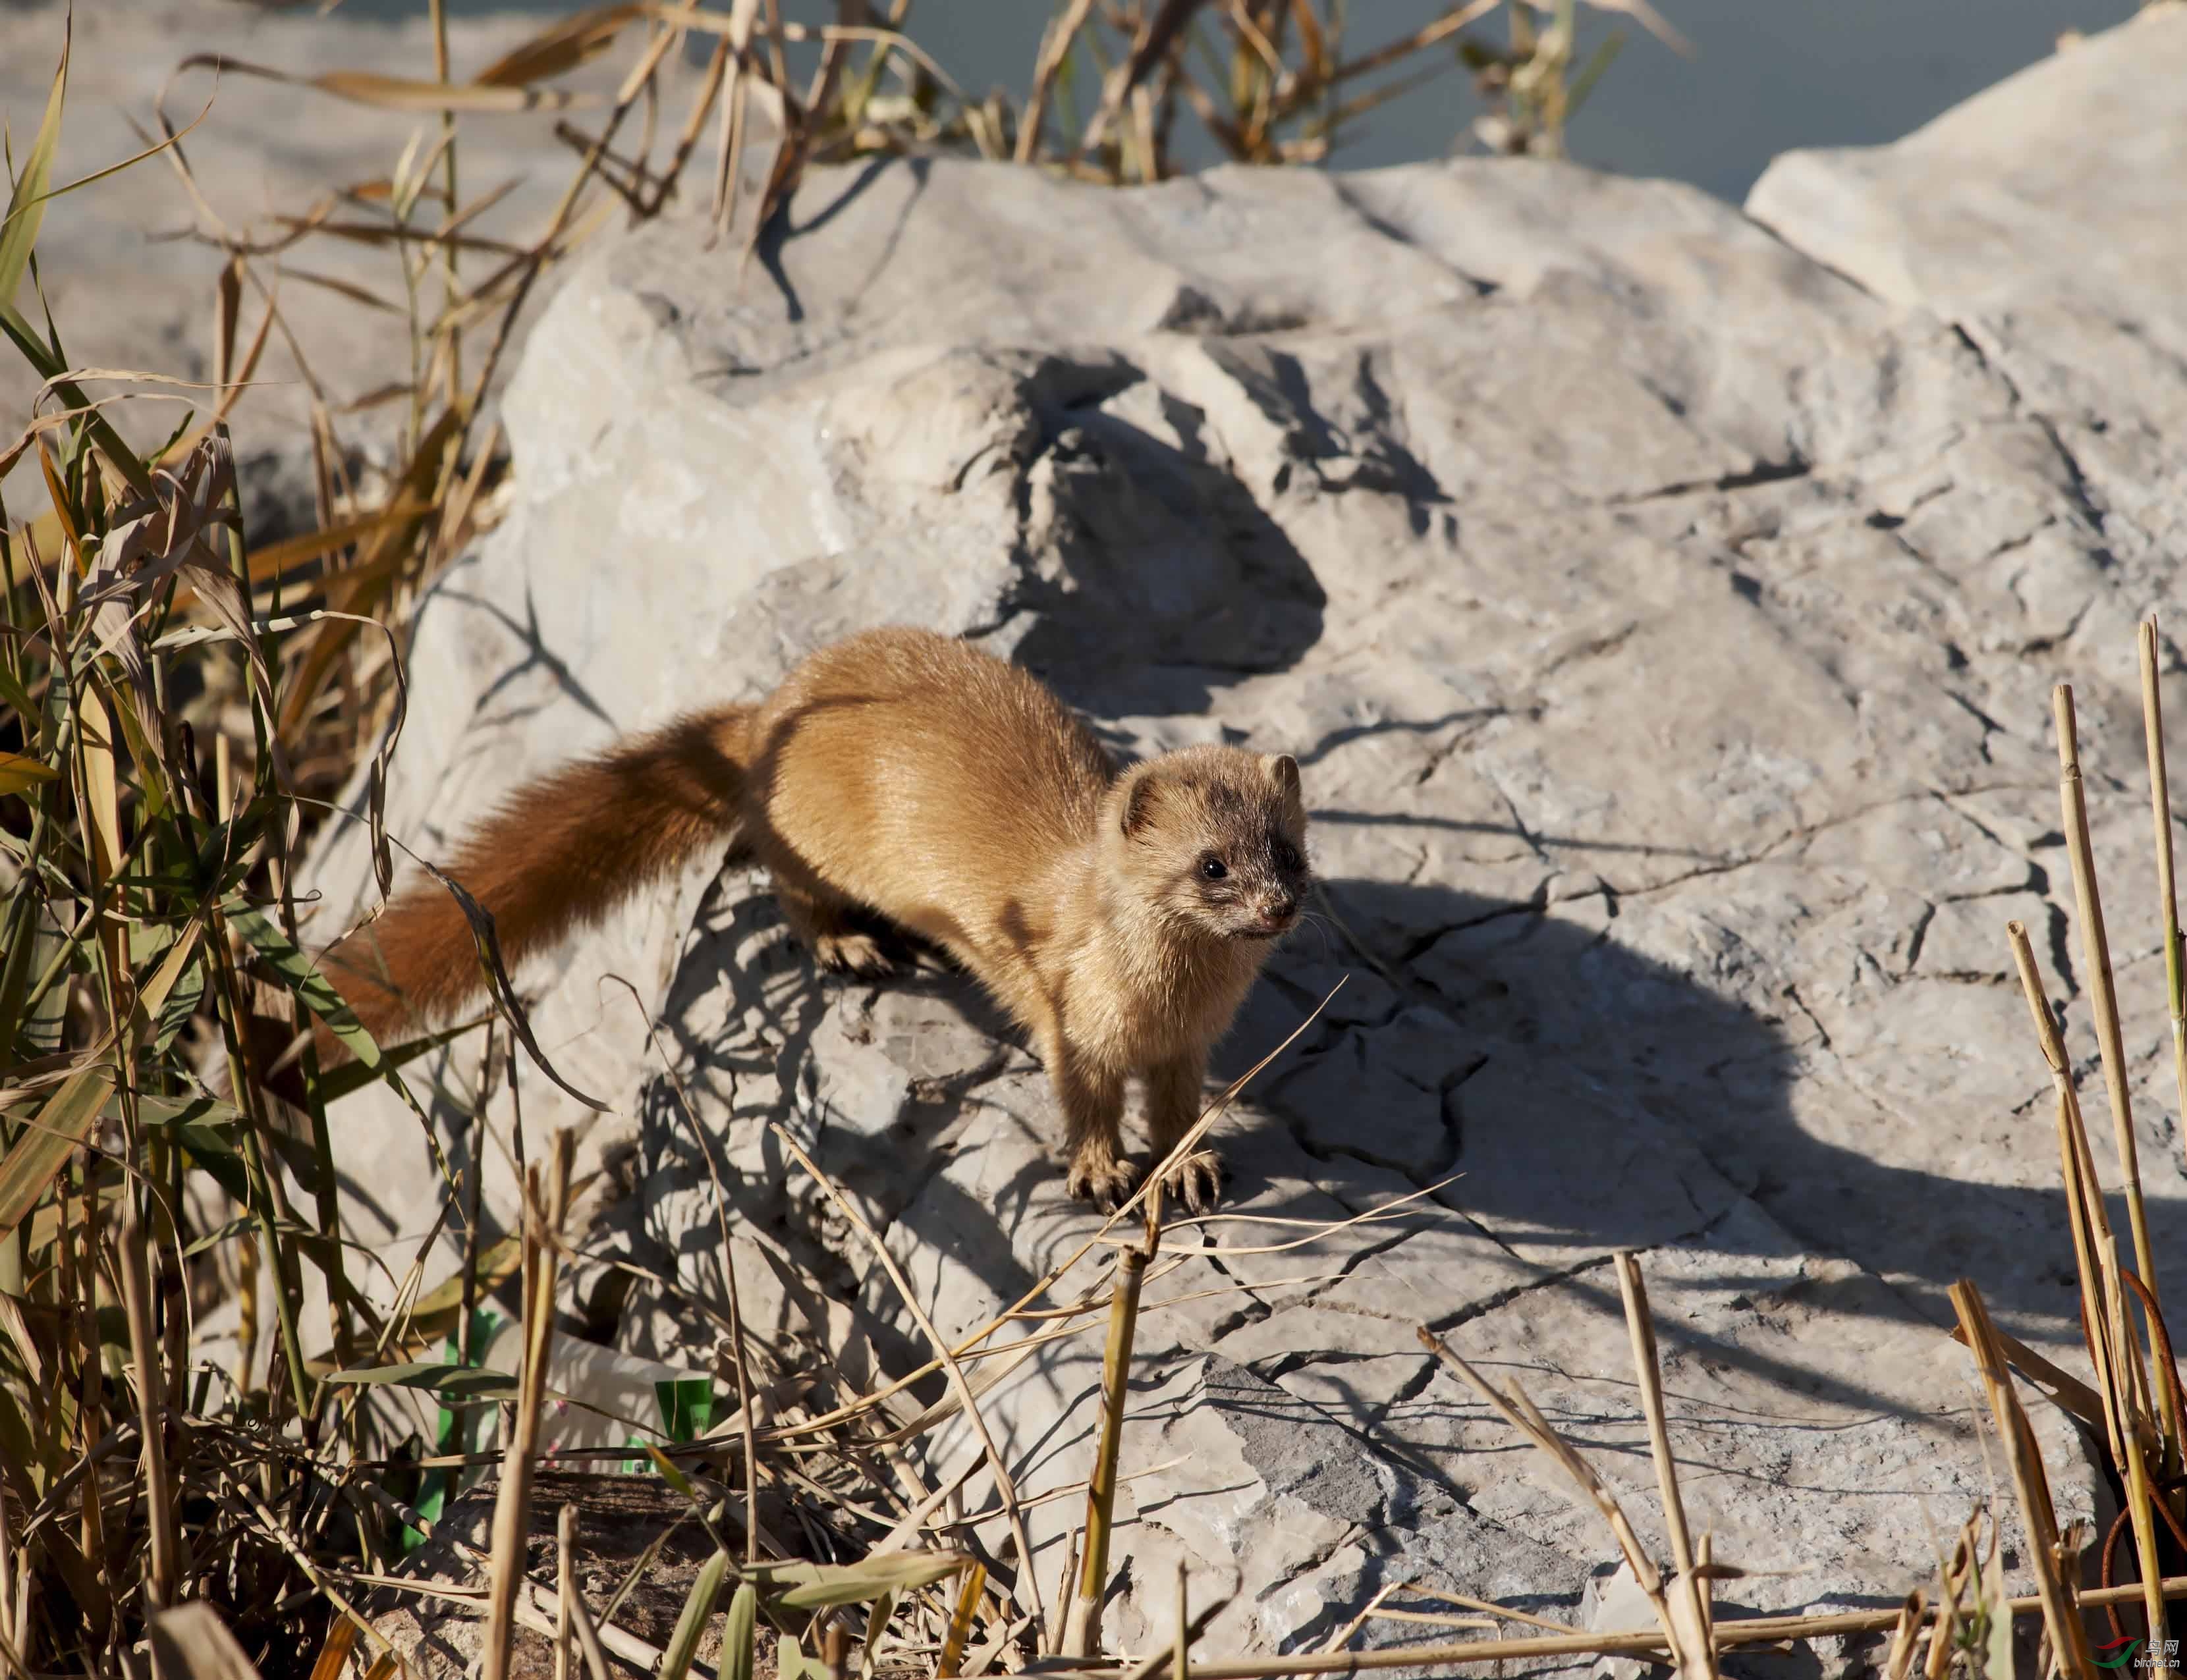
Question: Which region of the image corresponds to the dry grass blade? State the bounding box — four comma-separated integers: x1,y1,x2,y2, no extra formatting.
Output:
1947,1281,2096,1679
173,53,599,113
476,3,648,87
1611,1253,1716,1680
0,4,69,307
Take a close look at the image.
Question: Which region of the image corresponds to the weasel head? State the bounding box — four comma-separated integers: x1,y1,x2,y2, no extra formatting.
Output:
1105,745,1311,944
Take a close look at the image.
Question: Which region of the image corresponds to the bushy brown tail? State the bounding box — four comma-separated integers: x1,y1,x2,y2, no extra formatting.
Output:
314,703,756,1056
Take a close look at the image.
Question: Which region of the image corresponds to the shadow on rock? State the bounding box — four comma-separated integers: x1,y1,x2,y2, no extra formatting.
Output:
1234,876,2105,1377
1007,375,1327,718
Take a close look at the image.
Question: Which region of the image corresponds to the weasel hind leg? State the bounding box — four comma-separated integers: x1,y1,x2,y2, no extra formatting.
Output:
770,867,897,978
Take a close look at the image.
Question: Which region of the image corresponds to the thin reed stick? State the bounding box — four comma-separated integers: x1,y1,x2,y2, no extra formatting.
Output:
2008,917,2173,1667
2007,919,2128,1458
1416,1327,1688,1666
1949,1280,2096,1679
2143,620,2187,1179
1613,1253,1715,1680
482,1130,574,1680
1158,1575,2187,1680
769,1122,1044,1631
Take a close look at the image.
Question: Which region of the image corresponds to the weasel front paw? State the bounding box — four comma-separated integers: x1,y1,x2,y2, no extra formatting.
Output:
1066,1152,1140,1212
812,930,896,978
1160,1149,1224,1215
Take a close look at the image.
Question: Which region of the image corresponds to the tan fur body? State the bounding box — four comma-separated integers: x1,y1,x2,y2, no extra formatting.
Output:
316,627,1310,1207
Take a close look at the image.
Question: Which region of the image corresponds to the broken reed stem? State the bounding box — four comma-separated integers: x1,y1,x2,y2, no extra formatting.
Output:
118,1202,177,1612
556,1505,576,1680
1065,1244,1149,1659
1948,1281,2097,1679
1049,1525,1081,1656
1612,1253,1717,1680
430,0,462,408
482,1129,574,1680
1176,1560,1190,1680
2055,684,2162,1303
1882,1588,1923,1680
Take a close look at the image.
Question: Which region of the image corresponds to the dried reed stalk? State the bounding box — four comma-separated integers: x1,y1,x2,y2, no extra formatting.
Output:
2007,920,2133,1458
1063,1244,1148,1658
556,1504,576,1680
2009,915,2173,1666
2018,672,2180,1670
482,1129,574,1680
2054,685,2161,1299
2140,616,2187,1479
1101,1574,2187,1680
1612,1253,1716,1680
119,1202,178,1611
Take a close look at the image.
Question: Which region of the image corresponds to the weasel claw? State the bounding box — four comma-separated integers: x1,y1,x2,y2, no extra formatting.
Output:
813,931,895,978
1161,1149,1225,1215
1066,1154,1140,1212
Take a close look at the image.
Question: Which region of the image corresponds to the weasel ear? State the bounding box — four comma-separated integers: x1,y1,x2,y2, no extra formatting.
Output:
1121,772,1163,838
1266,753,1301,801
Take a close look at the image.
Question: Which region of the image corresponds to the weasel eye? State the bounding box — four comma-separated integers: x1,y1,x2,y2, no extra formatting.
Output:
1200,855,1229,881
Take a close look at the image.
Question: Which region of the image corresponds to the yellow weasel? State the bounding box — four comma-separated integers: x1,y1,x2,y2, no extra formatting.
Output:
314,627,1310,1211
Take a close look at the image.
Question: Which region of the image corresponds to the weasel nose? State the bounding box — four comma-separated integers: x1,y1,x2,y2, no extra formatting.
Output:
1262,893,1299,926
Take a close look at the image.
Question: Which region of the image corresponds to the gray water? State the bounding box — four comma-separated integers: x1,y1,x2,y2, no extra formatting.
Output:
343,0,2134,205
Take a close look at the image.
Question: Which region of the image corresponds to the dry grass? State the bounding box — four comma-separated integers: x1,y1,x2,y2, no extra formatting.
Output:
4,3,2184,1680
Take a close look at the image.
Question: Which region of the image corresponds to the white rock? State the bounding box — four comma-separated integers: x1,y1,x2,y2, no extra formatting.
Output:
270,10,2187,1664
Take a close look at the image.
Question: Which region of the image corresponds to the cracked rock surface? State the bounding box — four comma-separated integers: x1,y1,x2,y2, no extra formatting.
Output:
300,9,2187,1666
